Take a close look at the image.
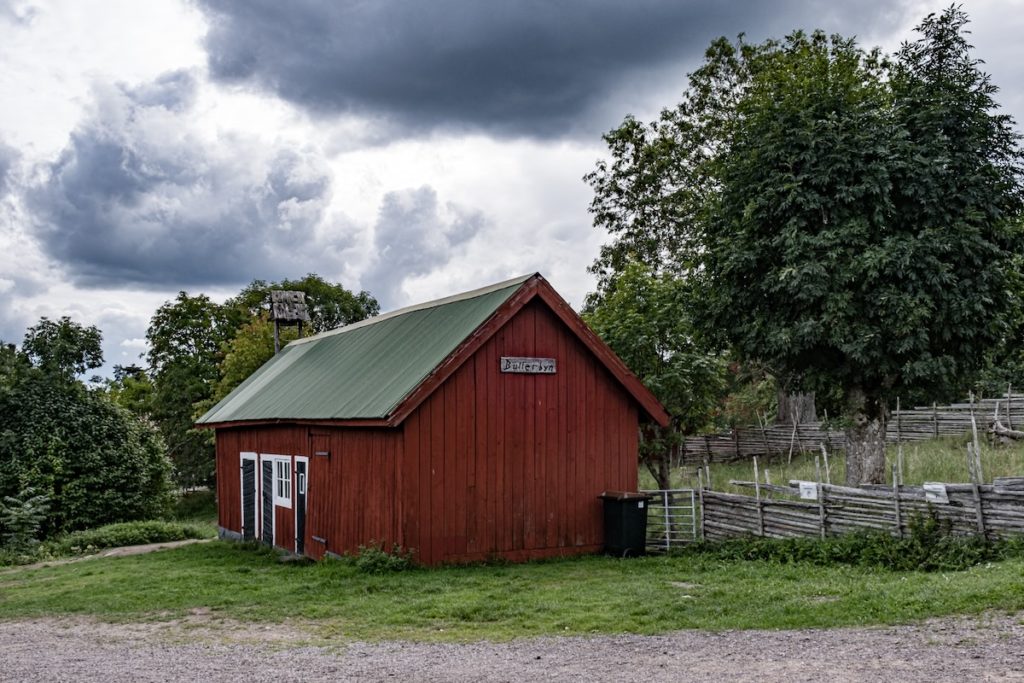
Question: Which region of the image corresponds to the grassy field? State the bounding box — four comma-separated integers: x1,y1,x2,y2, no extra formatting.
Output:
2,442,1022,641
641,436,1024,493
1,541,1023,641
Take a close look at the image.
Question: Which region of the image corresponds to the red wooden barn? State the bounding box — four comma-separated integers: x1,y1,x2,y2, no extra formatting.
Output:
196,273,669,565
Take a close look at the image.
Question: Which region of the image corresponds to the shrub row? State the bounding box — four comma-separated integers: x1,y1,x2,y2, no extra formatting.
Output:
683,513,1024,572
0,520,213,566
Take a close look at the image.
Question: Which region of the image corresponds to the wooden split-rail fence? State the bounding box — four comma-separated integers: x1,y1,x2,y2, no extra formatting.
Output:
673,393,1024,465
697,477,1024,542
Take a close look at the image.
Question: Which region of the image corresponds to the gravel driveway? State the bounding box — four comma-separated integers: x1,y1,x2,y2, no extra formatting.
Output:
1,613,1022,682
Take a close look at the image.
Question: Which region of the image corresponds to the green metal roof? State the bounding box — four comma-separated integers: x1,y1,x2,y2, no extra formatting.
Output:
196,274,533,424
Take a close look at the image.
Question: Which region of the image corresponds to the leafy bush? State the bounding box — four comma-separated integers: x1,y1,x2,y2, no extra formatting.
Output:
48,520,212,555
0,488,51,551
685,511,1021,572
169,489,217,523
0,374,173,535
353,542,416,574
0,520,213,566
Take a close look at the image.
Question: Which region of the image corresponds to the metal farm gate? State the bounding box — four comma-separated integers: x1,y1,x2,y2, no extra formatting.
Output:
641,489,699,552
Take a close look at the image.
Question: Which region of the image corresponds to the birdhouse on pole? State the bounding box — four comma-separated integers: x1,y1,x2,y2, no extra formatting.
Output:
270,290,311,354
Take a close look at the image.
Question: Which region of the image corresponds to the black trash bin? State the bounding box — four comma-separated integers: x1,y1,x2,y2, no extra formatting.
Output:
599,491,651,557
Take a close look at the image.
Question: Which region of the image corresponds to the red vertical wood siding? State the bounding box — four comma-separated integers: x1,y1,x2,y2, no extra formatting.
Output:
214,297,643,565
400,299,639,564
215,429,242,533
304,427,402,558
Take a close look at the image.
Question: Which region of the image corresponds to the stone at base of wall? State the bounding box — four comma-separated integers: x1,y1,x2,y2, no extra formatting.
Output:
324,551,343,560
218,526,243,541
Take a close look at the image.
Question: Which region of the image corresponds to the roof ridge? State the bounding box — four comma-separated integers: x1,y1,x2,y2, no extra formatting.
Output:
288,272,537,346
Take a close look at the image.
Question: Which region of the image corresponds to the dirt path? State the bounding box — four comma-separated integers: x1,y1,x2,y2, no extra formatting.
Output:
0,539,212,574
0,613,1022,682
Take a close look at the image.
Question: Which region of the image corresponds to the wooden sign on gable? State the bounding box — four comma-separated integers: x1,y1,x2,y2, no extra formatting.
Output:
500,357,557,374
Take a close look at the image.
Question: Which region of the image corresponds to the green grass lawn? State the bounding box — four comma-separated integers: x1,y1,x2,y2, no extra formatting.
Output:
3,442,1022,641
1,541,1023,641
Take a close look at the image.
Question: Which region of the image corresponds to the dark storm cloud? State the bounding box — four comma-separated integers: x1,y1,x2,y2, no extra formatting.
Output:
125,69,198,112
362,186,484,307
27,70,341,288
197,0,910,137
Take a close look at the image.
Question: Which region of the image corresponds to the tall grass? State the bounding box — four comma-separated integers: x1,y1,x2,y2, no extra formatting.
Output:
168,489,217,527
640,435,1024,493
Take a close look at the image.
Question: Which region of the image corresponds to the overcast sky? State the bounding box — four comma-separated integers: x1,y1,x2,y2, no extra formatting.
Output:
1,0,1022,375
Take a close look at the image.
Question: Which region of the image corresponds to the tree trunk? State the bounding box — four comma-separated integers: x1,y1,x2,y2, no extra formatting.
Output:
639,426,673,490
776,391,817,424
844,388,887,485
656,452,671,490
643,450,672,490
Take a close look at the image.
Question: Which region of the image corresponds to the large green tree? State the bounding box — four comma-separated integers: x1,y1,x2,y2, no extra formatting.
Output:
103,364,155,418
146,292,244,488
0,324,172,536
583,260,728,488
588,8,1023,484
21,316,103,380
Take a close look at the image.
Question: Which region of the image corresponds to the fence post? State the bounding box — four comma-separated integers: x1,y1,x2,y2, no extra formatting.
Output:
933,402,939,438
972,483,987,539
892,464,903,539
757,411,772,459
697,469,706,541
787,421,798,465
893,398,904,486
816,457,826,539
823,409,832,454
969,395,984,484
1009,384,1014,431
753,456,765,537
896,396,902,445
896,398,903,482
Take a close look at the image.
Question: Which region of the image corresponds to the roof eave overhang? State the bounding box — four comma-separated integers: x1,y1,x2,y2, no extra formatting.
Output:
196,417,392,430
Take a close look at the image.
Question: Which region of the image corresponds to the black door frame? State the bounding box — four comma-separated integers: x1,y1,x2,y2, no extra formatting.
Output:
240,452,258,540
294,456,308,554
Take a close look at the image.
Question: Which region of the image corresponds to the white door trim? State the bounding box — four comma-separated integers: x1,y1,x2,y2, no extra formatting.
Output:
259,453,292,547
259,454,293,506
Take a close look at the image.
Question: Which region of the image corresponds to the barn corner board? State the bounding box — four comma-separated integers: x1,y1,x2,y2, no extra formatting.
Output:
198,273,669,565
